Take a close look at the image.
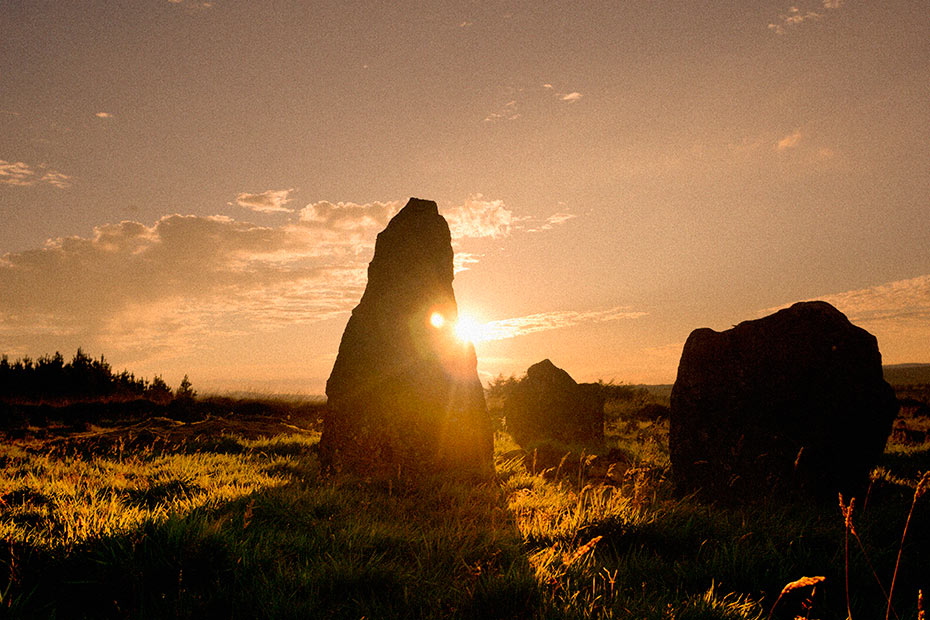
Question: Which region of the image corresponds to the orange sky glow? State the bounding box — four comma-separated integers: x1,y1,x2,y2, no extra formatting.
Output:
1,1,928,394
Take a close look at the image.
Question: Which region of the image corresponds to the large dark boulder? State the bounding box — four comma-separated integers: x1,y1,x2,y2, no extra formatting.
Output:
670,301,898,502
505,359,604,448
319,198,492,478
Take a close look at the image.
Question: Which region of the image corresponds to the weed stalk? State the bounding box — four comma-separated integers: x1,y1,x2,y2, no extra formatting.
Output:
886,472,930,620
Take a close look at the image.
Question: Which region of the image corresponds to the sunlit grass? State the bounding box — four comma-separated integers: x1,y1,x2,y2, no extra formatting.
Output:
1,416,926,618
0,436,318,552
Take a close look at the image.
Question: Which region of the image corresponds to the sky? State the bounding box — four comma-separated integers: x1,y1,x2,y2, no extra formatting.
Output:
2,0,929,394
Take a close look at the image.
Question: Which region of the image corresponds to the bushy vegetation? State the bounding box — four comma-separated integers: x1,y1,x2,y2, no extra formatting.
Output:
0,349,176,405
1,396,927,619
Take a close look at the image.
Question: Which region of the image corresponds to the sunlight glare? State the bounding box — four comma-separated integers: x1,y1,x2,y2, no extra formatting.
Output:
454,314,484,344
429,312,445,328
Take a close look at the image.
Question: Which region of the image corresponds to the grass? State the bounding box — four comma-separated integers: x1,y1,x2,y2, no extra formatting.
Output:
1,410,928,619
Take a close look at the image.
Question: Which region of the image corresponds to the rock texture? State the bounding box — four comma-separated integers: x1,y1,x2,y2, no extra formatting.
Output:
670,301,898,502
320,198,492,477
505,359,604,448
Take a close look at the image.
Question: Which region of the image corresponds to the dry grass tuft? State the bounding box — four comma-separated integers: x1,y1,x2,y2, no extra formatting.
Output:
765,575,825,620
561,534,602,568
779,575,826,595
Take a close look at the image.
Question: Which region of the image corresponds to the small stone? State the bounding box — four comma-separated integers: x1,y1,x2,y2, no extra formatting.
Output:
504,359,605,448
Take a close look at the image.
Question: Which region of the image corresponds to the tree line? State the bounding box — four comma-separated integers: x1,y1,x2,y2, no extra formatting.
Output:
0,349,193,404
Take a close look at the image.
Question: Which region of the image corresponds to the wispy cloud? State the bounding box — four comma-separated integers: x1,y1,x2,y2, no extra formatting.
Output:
442,196,577,239
484,100,520,122
484,84,584,121
295,200,401,254
234,189,295,213
776,129,803,150
167,0,214,8
0,161,37,186
762,274,930,362
810,275,930,324
442,195,513,240
41,171,72,189
521,212,578,233
0,160,71,188
768,1,844,35
472,307,647,342
768,8,821,34
453,252,482,274
298,200,398,230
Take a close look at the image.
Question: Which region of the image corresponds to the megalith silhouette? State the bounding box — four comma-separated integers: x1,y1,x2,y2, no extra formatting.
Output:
504,359,604,448
320,198,493,477
670,301,898,502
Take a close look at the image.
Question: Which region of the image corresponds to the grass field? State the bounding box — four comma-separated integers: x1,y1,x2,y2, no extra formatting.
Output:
1,404,928,619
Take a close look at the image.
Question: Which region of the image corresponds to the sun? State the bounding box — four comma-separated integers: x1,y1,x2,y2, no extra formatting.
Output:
453,313,484,344
429,309,485,344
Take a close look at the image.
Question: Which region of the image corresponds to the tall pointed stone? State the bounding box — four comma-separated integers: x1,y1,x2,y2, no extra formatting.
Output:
320,198,492,477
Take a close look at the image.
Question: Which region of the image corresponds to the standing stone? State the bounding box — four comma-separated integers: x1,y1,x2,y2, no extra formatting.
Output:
670,301,899,502
320,198,492,477
505,359,605,448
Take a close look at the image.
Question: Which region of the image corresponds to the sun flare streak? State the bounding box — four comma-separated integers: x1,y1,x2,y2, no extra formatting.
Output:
455,307,647,344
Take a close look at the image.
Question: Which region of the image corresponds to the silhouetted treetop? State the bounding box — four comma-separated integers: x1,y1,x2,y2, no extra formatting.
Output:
0,349,187,404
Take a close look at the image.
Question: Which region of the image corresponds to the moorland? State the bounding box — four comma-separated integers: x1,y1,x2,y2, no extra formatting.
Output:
0,352,928,619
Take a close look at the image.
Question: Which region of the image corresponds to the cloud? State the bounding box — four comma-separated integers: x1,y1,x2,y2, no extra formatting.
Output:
0,160,71,188
473,307,648,342
776,129,803,150
95,112,113,118
40,171,72,189
484,84,584,121
453,252,482,274
522,212,578,233
484,100,520,122
442,195,513,240
168,0,214,7
762,274,930,363
443,196,577,240
768,1,843,34
542,212,577,228
298,200,398,229
810,275,930,324
0,161,36,186
0,214,367,356
0,195,578,358
768,9,821,34
234,189,295,213
295,200,400,250
785,7,822,25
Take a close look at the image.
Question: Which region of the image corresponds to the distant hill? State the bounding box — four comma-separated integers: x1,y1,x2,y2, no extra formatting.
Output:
883,363,930,386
